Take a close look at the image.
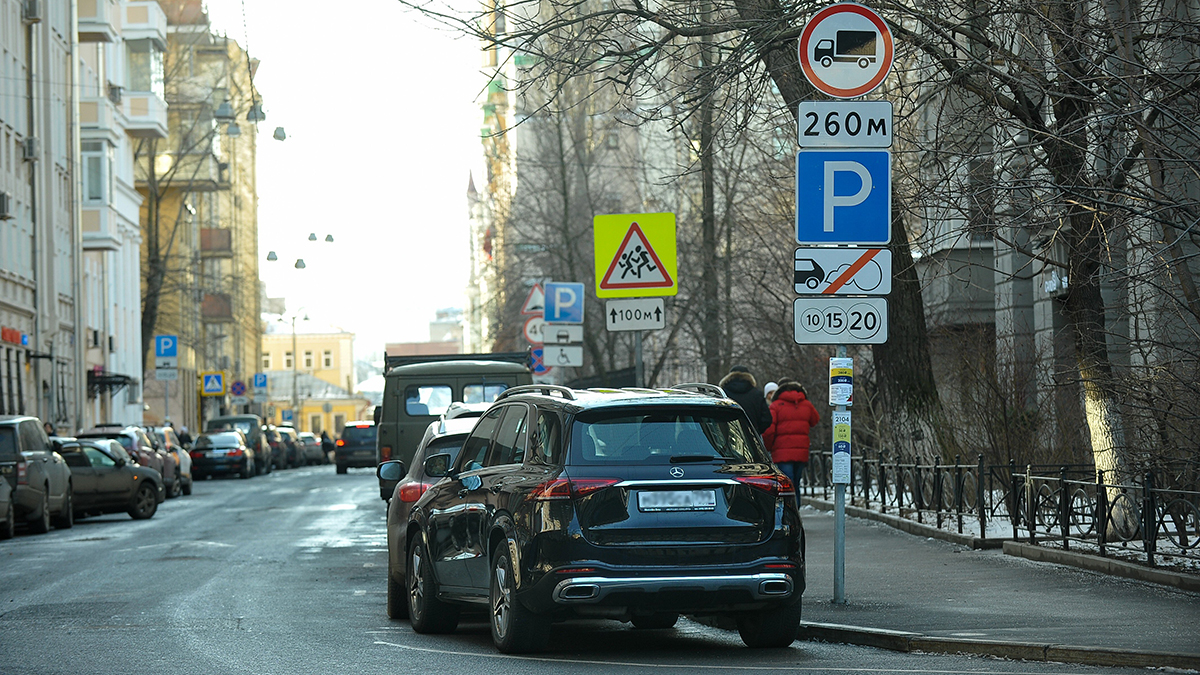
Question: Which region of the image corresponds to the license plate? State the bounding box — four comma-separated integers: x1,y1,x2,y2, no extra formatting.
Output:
637,489,716,512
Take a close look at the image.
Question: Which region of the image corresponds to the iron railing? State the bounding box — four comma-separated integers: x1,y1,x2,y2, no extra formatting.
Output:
800,450,1200,567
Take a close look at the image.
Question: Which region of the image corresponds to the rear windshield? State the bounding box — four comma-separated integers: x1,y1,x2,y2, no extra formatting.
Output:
0,427,16,460
569,407,767,466
196,433,241,448
463,383,508,404
424,435,467,465
341,426,377,443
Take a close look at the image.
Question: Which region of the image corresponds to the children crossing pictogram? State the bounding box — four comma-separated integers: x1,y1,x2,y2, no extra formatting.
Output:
599,223,673,291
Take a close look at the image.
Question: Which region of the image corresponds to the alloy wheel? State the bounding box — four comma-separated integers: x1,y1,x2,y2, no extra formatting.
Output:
492,563,511,640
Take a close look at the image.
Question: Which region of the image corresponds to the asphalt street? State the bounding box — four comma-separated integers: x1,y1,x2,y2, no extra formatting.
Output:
0,468,1177,674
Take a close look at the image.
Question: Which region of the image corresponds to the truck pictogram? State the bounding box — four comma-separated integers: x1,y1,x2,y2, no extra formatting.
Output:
814,30,878,69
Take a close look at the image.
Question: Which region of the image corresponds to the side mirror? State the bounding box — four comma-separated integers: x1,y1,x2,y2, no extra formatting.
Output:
114,457,126,469
424,453,452,478
376,460,406,501
373,407,381,424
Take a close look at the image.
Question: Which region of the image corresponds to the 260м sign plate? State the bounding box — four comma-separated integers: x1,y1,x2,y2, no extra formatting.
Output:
793,297,888,345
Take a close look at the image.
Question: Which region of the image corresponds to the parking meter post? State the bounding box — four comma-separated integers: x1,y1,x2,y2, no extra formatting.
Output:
833,344,847,605
634,330,644,388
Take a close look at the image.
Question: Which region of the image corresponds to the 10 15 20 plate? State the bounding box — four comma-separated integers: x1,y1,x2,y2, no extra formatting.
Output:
637,489,717,512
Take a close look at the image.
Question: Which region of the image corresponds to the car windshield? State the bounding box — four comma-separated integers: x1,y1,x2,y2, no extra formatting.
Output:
0,427,16,459
569,407,767,465
341,426,376,443
196,432,241,448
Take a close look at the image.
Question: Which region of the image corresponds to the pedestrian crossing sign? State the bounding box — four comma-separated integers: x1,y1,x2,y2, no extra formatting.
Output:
200,371,225,397
594,212,677,298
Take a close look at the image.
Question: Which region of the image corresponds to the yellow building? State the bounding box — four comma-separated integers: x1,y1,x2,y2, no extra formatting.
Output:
261,316,364,433
138,0,263,428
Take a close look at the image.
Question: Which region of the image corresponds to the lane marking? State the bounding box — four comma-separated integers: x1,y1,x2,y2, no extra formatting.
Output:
373,640,1103,674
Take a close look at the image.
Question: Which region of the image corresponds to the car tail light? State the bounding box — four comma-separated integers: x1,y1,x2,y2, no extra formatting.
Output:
764,562,797,569
336,439,345,447
380,445,392,461
189,451,203,459
558,567,597,575
735,474,794,496
398,482,432,503
530,477,620,501
16,457,27,485
227,448,244,457
355,424,370,429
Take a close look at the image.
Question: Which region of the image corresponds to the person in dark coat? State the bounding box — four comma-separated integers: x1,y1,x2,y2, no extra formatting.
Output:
320,430,335,463
719,365,773,434
762,381,821,484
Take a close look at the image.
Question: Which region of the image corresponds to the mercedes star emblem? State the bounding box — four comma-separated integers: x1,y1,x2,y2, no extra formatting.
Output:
669,467,685,478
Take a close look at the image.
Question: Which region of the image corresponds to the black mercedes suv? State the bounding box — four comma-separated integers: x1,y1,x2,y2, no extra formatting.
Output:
381,384,804,653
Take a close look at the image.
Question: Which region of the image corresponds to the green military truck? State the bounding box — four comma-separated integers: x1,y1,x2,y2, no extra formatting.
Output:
373,352,531,469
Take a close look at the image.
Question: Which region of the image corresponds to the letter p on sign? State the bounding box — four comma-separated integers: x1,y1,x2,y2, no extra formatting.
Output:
823,161,872,232
796,150,891,245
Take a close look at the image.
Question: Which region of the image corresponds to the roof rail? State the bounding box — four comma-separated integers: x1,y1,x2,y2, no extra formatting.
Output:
669,382,727,398
494,384,577,401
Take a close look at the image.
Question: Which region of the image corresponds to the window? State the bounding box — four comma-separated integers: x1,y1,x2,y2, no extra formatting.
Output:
60,446,90,468
334,414,346,434
309,415,322,434
463,383,508,404
84,447,117,468
304,351,313,369
126,39,164,97
487,405,528,467
82,141,111,204
405,385,452,416
530,410,561,465
458,406,502,472
284,351,293,369
262,353,270,370
322,350,332,369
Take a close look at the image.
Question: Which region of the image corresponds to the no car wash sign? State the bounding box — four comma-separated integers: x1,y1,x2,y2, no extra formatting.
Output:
799,3,894,99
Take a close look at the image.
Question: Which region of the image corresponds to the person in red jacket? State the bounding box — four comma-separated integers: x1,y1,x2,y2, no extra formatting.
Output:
762,380,821,485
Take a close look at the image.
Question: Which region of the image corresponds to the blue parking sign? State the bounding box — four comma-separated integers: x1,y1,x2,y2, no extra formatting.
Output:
796,150,891,245
155,335,178,358
544,282,585,324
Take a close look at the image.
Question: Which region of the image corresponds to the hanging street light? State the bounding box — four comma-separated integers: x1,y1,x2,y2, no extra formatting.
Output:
294,259,306,269
226,122,241,137
273,127,286,141
215,101,235,120
266,251,277,261
324,234,334,243
308,233,317,241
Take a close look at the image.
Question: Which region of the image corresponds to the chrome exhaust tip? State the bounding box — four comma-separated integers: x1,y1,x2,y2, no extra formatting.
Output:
560,583,600,600
759,579,791,596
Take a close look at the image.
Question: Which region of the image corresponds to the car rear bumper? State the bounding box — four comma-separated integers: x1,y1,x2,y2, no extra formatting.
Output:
336,449,376,468
552,571,794,604
192,458,250,474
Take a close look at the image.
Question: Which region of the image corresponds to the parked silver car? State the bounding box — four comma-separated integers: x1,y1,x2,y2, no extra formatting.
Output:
0,416,74,534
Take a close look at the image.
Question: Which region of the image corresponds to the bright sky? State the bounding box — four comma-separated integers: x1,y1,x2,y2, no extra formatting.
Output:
203,0,484,358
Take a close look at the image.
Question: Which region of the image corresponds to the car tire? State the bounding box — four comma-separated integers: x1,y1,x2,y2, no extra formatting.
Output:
336,464,347,475
167,475,182,499
631,613,678,629
737,597,802,648
407,538,458,634
1,497,15,540
128,483,158,520
386,551,408,620
30,490,51,534
182,477,193,496
490,546,549,653
52,487,74,529
240,461,253,479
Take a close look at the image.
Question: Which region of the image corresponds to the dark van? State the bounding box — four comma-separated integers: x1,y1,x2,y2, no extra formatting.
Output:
375,353,530,469
204,414,270,475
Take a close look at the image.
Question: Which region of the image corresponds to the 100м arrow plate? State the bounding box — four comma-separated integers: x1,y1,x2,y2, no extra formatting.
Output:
606,298,666,332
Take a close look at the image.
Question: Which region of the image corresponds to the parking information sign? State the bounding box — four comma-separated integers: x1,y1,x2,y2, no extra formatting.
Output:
796,150,891,245
794,297,888,345
832,411,852,483
544,282,585,324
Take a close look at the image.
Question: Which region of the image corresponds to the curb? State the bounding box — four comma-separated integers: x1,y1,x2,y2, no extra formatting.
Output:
1002,540,1200,593
798,622,1200,670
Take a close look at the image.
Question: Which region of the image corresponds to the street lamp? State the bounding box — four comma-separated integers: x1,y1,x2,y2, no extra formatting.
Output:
280,312,308,428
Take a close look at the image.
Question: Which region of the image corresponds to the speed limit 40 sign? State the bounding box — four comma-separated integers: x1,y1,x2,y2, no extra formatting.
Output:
794,297,888,345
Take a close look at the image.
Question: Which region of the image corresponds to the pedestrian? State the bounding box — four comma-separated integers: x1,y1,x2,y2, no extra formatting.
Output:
43,421,55,436
719,365,773,434
177,426,193,446
763,381,779,402
321,430,334,463
762,381,820,485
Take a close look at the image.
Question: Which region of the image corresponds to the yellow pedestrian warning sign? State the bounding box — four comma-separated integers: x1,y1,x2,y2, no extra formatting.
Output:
594,213,677,298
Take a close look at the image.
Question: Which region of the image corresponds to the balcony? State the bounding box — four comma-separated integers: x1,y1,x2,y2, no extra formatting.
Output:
124,92,168,138
122,1,168,49
79,96,121,145
200,228,233,257
81,207,120,252
78,0,118,43
201,293,233,322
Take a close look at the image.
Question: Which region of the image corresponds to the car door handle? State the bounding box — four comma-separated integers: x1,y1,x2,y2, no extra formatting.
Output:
489,484,502,494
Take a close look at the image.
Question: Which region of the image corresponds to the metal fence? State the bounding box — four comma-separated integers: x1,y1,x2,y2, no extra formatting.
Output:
800,449,1200,567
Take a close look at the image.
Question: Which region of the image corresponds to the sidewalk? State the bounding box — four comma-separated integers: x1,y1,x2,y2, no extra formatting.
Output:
797,502,1200,669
